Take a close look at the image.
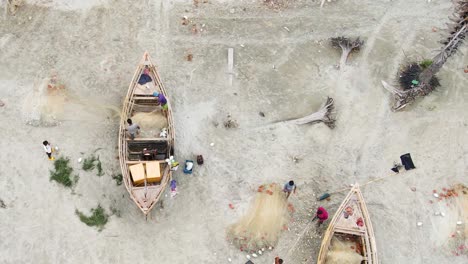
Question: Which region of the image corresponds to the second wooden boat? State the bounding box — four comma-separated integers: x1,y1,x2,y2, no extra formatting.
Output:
118,52,175,216
317,184,378,264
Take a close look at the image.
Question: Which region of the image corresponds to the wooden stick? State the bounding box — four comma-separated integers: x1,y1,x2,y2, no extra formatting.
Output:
228,48,234,86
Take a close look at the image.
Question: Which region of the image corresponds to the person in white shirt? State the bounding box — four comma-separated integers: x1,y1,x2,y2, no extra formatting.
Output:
42,140,54,160
126,119,140,140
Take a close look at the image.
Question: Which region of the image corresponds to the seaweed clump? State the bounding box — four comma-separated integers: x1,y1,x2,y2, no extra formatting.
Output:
82,155,104,176
76,205,109,231
50,157,79,188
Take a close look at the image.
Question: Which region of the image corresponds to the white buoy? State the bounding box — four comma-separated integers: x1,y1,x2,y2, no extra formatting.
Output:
228,258,232,262
417,222,423,227
441,212,445,217
258,250,262,255
246,255,251,259
252,253,258,258
433,193,439,198
78,158,82,163
210,142,215,146
457,221,462,225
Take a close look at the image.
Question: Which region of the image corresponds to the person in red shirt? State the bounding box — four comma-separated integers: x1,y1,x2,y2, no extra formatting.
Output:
313,206,329,226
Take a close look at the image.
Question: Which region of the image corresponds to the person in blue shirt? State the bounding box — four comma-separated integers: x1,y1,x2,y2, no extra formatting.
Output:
283,180,297,199
138,68,152,85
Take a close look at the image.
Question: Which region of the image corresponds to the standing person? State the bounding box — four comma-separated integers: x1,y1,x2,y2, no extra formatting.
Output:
274,257,284,264
153,91,168,111
313,206,329,226
283,180,297,199
42,140,54,161
126,119,140,140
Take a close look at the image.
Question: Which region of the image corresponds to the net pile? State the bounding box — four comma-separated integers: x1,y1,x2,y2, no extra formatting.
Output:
131,111,168,137
227,183,289,252
326,237,364,264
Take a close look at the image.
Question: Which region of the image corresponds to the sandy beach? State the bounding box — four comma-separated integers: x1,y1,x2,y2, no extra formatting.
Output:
0,0,467,263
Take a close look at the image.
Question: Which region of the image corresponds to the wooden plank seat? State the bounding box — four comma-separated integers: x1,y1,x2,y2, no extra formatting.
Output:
126,160,166,164
126,137,168,141
132,96,158,100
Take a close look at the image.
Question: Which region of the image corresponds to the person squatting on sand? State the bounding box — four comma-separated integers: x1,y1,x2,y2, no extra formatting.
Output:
313,206,329,226
283,180,297,199
42,140,54,161
126,119,140,140
153,91,168,111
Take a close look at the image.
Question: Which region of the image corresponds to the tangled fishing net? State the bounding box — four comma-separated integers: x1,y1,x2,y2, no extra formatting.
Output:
22,74,67,127
131,111,168,137
226,183,290,252
326,237,364,264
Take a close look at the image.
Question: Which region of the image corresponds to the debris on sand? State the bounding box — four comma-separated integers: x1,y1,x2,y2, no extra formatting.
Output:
7,0,23,15
263,0,289,10
320,0,334,8
330,37,364,69
0,199,6,209
224,114,239,128
193,0,209,7
186,53,193,61
0,100,4,107
288,97,336,128
191,24,198,34
182,16,189,25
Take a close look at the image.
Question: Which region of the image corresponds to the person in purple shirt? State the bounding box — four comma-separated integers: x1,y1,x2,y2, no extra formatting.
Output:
153,91,168,110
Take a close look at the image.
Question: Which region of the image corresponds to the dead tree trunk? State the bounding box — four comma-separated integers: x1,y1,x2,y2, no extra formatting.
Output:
288,97,336,128
331,37,364,69
382,0,467,111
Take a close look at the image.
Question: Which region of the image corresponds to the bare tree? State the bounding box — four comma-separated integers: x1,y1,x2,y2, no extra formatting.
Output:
330,37,364,69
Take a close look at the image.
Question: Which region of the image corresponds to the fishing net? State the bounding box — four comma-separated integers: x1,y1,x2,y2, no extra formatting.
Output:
326,237,363,264
131,111,168,137
22,76,67,127
226,183,289,252
442,184,468,256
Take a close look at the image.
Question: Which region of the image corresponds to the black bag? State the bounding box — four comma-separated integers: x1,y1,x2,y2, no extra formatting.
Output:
400,153,416,170
197,155,204,165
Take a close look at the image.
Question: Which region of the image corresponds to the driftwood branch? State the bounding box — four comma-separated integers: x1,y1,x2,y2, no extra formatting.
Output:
288,97,336,128
330,37,364,69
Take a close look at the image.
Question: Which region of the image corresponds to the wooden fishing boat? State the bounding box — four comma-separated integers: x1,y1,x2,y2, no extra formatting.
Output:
118,52,175,216
317,184,378,264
